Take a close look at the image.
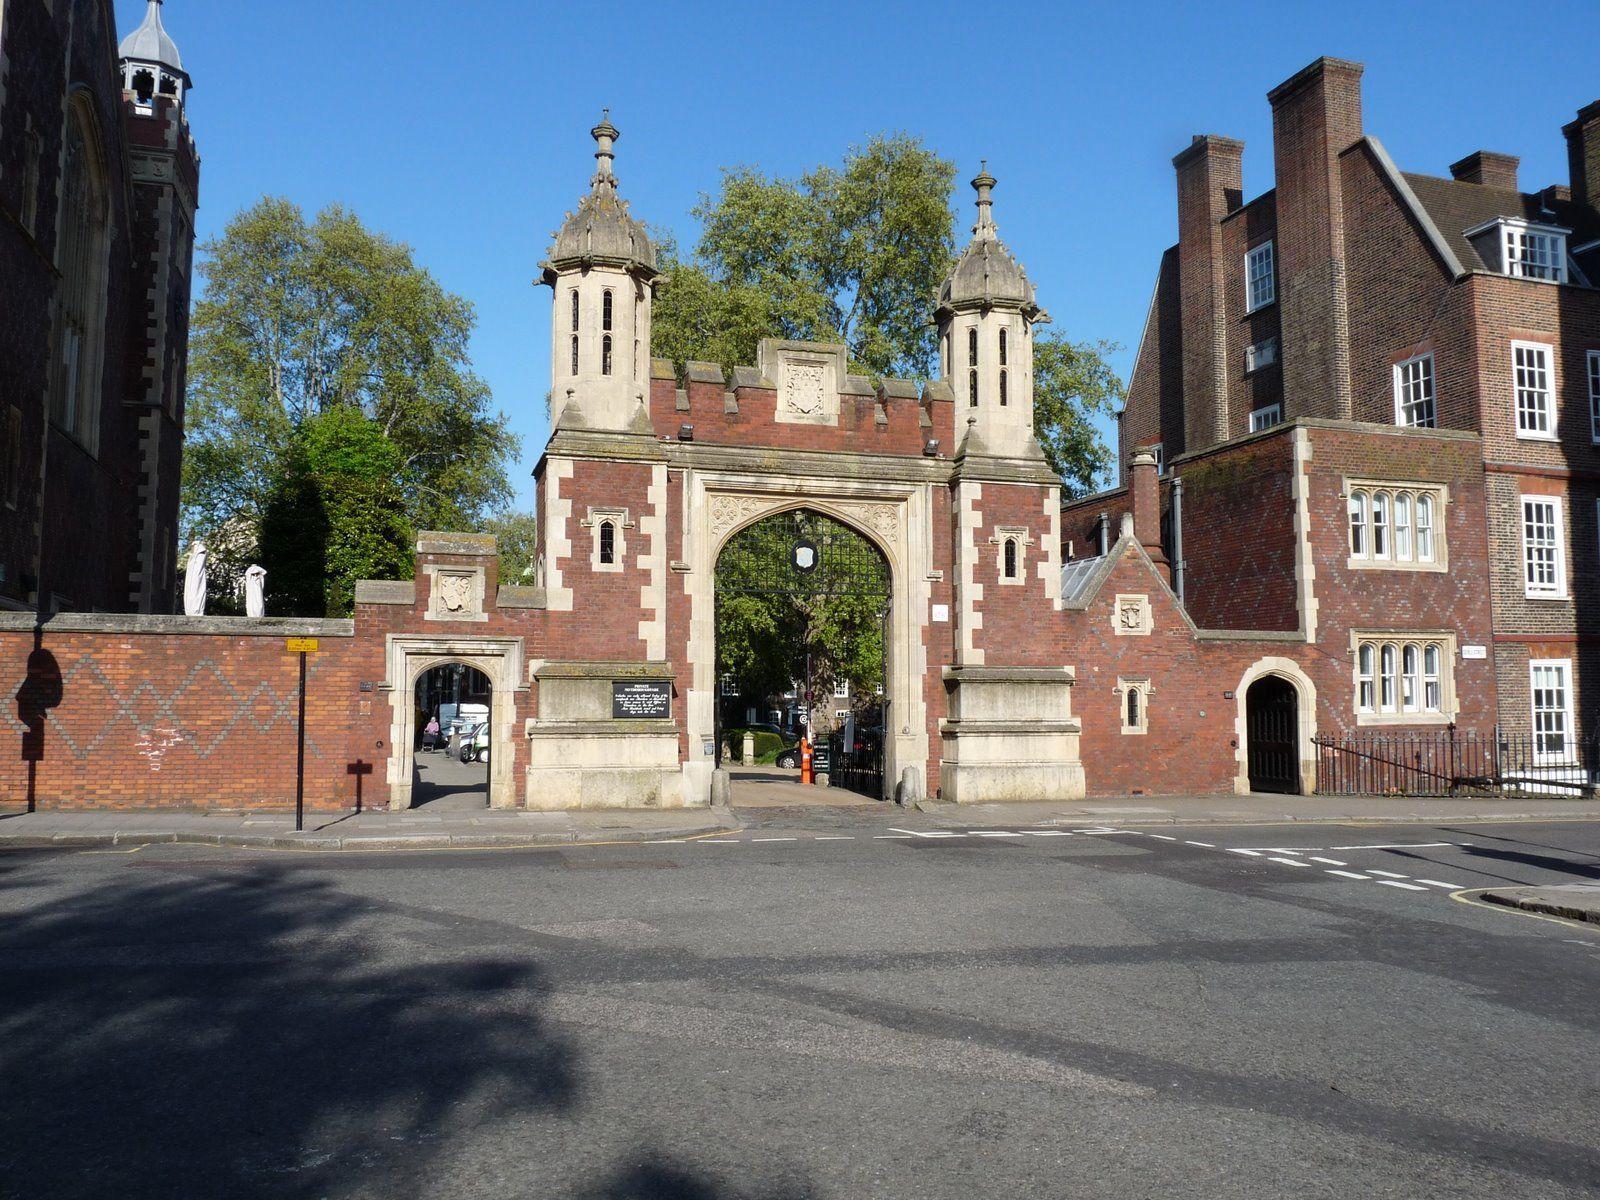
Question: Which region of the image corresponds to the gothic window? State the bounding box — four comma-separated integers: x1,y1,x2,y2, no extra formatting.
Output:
599,520,615,565
969,368,978,406
999,327,1008,367
999,326,1008,402
1003,537,1018,579
602,335,613,376
570,335,579,375
1126,688,1141,729
603,289,613,332
999,370,1008,407
570,289,579,332
50,99,109,451
1347,484,1445,568
586,508,628,572
19,121,41,236
1354,634,1455,722
1117,678,1150,734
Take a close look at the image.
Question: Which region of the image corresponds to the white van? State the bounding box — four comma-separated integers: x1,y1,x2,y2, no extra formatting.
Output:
452,703,489,736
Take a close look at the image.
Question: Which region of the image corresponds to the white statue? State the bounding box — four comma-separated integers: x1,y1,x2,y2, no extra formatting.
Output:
243,564,267,618
182,541,208,616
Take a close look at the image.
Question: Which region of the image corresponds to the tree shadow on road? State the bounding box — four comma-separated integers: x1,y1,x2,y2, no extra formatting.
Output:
579,1151,820,1200
0,861,578,1198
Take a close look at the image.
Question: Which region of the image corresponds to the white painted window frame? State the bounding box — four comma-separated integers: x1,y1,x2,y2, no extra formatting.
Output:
1520,494,1566,599
1393,353,1436,428
1500,219,1568,284
1245,241,1275,312
1244,336,1278,374
1249,403,1282,432
1588,350,1600,444
1529,658,1575,762
1512,340,1556,440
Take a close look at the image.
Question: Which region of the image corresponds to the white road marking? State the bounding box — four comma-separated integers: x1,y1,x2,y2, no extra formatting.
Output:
1367,869,1410,879
1377,880,1428,892
1024,830,1073,837
699,839,741,844
1148,834,1178,841
1074,829,1123,835
1414,879,1465,890
1186,841,1215,847
1330,842,1452,850
814,836,854,841
750,837,797,843
1326,870,1372,880
1226,849,1263,857
1269,856,1312,867
873,835,913,840
653,839,688,844
971,831,1022,838
1308,856,1347,866
889,828,959,839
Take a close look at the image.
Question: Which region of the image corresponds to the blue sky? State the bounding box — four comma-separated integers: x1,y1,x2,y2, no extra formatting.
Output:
127,0,1599,508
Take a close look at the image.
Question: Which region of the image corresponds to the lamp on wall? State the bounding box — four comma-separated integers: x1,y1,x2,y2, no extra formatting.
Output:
923,438,941,457
678,423,695,442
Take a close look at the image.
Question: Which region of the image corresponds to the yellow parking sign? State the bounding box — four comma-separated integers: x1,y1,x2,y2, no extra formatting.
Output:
285,637,319,654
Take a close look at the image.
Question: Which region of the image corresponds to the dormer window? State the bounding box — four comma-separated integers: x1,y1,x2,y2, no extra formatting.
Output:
1501,220,1566,283
1245,241,1275,312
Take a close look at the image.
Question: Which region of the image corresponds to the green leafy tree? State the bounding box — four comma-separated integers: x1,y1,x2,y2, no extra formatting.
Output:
650,135,1122,496
481,510,540,586
183,197,518,614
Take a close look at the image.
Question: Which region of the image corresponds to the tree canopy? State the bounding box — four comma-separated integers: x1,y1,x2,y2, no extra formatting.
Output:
183,198,518,615
650,134,1123,496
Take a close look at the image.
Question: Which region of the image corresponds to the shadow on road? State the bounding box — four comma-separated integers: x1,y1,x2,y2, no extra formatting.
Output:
0,863,576,1198
580,1153,819,1200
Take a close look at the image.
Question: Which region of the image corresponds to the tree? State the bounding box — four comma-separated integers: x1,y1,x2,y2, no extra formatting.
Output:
481,511,539,586
183,197,518,614
651,135,1123,496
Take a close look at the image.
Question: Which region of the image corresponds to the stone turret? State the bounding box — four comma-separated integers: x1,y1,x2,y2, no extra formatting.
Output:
936,165,1048,460
540,113,659,434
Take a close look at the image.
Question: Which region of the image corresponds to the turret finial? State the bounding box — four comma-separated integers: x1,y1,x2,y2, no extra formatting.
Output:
591,109,619,187
971,161,998,238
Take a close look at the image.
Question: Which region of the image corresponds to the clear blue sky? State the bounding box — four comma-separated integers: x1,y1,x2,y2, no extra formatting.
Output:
127,0,1599,508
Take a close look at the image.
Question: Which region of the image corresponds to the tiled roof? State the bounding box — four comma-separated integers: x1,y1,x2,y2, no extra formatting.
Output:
1402,173,1600,272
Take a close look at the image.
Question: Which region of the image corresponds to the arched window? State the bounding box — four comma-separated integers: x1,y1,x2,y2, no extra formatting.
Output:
999,370,1008,407
1401,643,1420,711
1423,644,1442,711
570,335,579,375
570,289,579,332
1379,643,1398,711
1348,490,1369,556
602,335,613,376
1357,643,1375,711
1126,687,1141,729
1003,538,1018,579
1394,492,1413,561
1415,493,1434,561
1372,491,1390,558
50,100,109,448
968,327,979,406
602,289,613,332
599,521,616,565
999,327,1008,366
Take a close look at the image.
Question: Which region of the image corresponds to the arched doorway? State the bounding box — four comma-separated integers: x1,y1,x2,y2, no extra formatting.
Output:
1245,674,1301,794
412,663,492,810
713,507,892,803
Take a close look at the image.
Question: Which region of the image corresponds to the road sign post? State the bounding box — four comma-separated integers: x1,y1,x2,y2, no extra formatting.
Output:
285,639,318,832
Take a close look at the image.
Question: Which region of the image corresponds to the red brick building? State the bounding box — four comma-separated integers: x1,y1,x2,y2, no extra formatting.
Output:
1070,56,1600,777
0,0,197,614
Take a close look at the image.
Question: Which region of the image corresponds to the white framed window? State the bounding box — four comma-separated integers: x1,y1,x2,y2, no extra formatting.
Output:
1245,241,1275,312
1352,632,1456,724
1588,350,1600,444
833,679,849,699
1249,403,1282,432
1151,443,1165,475
1513,340,1555,439
1529,659,1574,761
1501,220,1568,283
721,674,739,698
1346,483,1446,569
1394,353,1436,428
1245,337,1279,374
1521,495,1565,598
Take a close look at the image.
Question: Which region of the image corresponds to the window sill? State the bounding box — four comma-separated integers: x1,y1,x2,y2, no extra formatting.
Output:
1524,590,1569,601
1514,430,1559,442
1244,300,1276,317
1346,557,1448,574
1356,711,1453,727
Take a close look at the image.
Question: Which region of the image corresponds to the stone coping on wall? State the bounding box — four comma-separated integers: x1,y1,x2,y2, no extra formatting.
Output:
416,531,497,556
0,613,355,637
531,659,675,679
941,665,1077,684
353,580,415,606
495,585,547,609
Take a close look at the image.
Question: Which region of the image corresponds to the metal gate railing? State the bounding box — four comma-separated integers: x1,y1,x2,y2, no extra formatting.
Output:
828,731,883,801
1314,726,1599,797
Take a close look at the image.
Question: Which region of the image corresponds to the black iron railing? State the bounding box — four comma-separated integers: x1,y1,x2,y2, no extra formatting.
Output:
1314,726,1598,797
828,733,884,801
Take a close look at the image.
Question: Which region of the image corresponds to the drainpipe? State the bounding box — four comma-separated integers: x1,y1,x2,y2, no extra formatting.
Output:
1096,512,1110,557
1171,475,1186,608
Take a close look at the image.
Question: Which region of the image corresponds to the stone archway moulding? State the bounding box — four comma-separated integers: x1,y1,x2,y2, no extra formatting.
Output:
382,634,526,810
682,471,935,805
1232,656,1318,796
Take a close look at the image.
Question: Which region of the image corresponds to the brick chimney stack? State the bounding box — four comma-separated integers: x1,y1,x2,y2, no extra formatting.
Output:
1128,446,1168,576
1564,100,1600,208
1450,150,1520,191
1268,56,1364,423
1173,134,1244,454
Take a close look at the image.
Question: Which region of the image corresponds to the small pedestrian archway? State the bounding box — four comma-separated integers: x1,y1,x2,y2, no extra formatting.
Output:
383,635,524,810
412,663,492,809
713,505,893,803
1235,658,1317,795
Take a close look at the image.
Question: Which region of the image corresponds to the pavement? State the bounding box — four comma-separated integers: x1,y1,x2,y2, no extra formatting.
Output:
4,815,1599,1198
4,780,1600,850
1481,881,1600,925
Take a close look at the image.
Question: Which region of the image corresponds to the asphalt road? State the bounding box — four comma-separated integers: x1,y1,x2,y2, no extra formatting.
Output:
4,813,1599,1199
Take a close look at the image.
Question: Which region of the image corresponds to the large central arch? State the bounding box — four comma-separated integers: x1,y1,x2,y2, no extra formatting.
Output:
678,470,936,807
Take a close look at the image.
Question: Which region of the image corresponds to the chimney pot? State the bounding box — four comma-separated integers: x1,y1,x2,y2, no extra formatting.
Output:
1449,150,1521,191
1563,99,1600,208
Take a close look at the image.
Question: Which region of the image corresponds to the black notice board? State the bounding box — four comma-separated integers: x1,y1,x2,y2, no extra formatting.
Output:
612,680,671,720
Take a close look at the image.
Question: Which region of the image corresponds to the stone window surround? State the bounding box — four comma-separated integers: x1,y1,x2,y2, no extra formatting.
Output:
1113,676,1151,735
580,506,633,573
1349,629,1458,727
990,525,1032,586
1342,478,1449,573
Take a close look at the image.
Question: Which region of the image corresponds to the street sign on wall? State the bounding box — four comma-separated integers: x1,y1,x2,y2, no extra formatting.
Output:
612,680,671,719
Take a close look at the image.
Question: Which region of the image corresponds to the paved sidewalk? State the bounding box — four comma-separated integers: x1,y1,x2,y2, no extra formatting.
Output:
0,806,740,851
913,792,1600,827
1479,882,1600,926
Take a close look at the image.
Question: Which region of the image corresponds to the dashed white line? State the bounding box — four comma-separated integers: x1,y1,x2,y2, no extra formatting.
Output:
1024,830,1073,837
1331,842,1452,851
699,839,741,844
1148,834,1178,841
1186,841,1215,848
1367,869,1410,879
1326,870,1372,880
889,828,959,839
1226,848,1263,857
750,837,797,843
873,835,913,840
1308,856,1347,866
1414,879,1465,890
814,836,854,841
1269,856,1312,867
1376,880,1428,892
972,831,1022,838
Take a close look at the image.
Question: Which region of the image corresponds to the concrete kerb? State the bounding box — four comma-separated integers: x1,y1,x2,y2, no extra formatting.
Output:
1476,884,1600,927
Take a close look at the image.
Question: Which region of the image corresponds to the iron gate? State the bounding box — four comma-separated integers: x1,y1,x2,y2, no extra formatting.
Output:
714,508,890,799
1245,675,1300,793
